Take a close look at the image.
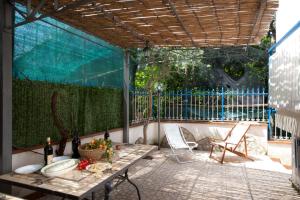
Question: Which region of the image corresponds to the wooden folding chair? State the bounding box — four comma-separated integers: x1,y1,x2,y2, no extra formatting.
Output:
209,122,253,164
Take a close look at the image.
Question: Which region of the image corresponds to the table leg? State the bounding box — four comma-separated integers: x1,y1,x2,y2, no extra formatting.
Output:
124,170,141,200
104,181,112,200
103,169,141,200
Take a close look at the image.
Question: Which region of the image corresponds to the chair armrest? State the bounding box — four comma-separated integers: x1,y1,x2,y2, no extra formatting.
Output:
225,142,237,145
210,138,225,143
186,142,198,148
186,141,197,144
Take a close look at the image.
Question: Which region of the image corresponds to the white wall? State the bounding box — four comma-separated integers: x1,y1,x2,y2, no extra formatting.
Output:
276,0,300,39
159,122,267,155
270,0,300,187
269,0,300,114
269,1,300,131
129,123,157,144
12,122,267,170
12,131,123,170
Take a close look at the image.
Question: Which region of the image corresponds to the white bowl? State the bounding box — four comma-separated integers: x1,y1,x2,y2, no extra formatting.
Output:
14,164,43,174
41,159,79,177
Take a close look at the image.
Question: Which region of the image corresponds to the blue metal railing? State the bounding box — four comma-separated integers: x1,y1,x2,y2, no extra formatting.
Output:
131,88,268,123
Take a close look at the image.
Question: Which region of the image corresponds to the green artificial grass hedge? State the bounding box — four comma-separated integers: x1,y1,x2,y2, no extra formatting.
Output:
13,79,123,148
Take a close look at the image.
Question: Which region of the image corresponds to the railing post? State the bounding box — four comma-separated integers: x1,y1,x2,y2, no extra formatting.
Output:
211,89,214,120
262,88,265,121
221,87,224,121
184,88,188,120
168,91,170,119
176,90,179,119
190,90,193,120
257,87,260,121
208,89,210,120
241,88,244,121
152,94,155,119
172,90,175,119
180,90,183,120
236,88,239,121
252,88,254,121
203,90,206,120
268,107,272,140
246,88,249,121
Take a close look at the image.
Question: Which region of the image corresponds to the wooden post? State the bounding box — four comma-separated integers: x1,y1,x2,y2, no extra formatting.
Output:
0,0,13,193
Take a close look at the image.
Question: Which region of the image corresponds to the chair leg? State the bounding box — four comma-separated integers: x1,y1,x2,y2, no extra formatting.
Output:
244,137,248,157
168,148,194,164
188,147,194,154
220,146,227,164
209,145,214,158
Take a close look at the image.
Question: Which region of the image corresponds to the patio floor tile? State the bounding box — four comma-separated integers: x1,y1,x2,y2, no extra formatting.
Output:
13,149,299,199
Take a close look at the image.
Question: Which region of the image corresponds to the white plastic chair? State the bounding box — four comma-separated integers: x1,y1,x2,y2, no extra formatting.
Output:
163,124,198,163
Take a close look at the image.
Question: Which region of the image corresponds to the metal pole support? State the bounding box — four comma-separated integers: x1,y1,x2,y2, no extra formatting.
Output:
267,107,274,140
123,50,130,143
0,0,13,194
157,90,160,150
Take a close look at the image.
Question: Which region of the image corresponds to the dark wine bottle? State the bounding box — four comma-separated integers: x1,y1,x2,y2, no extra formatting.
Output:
44,137,53,165
104,128,110,140
72,129,81,158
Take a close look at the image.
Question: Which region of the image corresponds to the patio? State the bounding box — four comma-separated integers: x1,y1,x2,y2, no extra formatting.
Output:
2,0,300,199
12,149,296,200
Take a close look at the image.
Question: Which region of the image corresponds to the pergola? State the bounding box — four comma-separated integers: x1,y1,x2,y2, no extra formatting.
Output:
14,0,277,47
0,0,278,183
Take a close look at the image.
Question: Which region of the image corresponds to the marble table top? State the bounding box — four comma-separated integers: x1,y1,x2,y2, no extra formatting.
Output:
0,144,157,200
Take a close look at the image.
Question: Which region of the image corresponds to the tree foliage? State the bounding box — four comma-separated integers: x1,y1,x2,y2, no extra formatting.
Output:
134,35,273,90
135,65,161,90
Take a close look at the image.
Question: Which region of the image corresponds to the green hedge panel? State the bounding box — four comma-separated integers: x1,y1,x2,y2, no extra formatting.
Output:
13,79,123,148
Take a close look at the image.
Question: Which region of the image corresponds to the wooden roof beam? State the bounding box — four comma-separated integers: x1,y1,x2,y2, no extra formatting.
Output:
248,0,267,44
107,1,165,46
163,0,197,47
236,0,241,45
137,0,180,46
185,0,208,45
14,0,97,27
91,3,153,47
210,0,223,45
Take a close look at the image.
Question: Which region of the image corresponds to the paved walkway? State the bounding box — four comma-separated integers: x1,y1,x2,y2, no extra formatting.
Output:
13,149,299,200
97,149,298,200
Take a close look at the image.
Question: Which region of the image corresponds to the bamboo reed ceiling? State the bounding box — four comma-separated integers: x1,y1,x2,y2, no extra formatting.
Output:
17,0,278,48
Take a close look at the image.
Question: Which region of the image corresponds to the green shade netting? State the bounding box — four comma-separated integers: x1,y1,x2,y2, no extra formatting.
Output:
13,5,124,88
12,5,125,148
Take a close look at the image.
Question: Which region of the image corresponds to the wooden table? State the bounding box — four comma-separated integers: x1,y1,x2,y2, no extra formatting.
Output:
0,144,156,200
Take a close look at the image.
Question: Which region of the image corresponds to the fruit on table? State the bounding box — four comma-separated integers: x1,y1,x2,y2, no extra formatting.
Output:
78,159,91,170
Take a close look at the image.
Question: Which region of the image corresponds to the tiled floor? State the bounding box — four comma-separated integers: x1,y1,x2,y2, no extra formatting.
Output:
96,150,298,200
15,149,300,200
